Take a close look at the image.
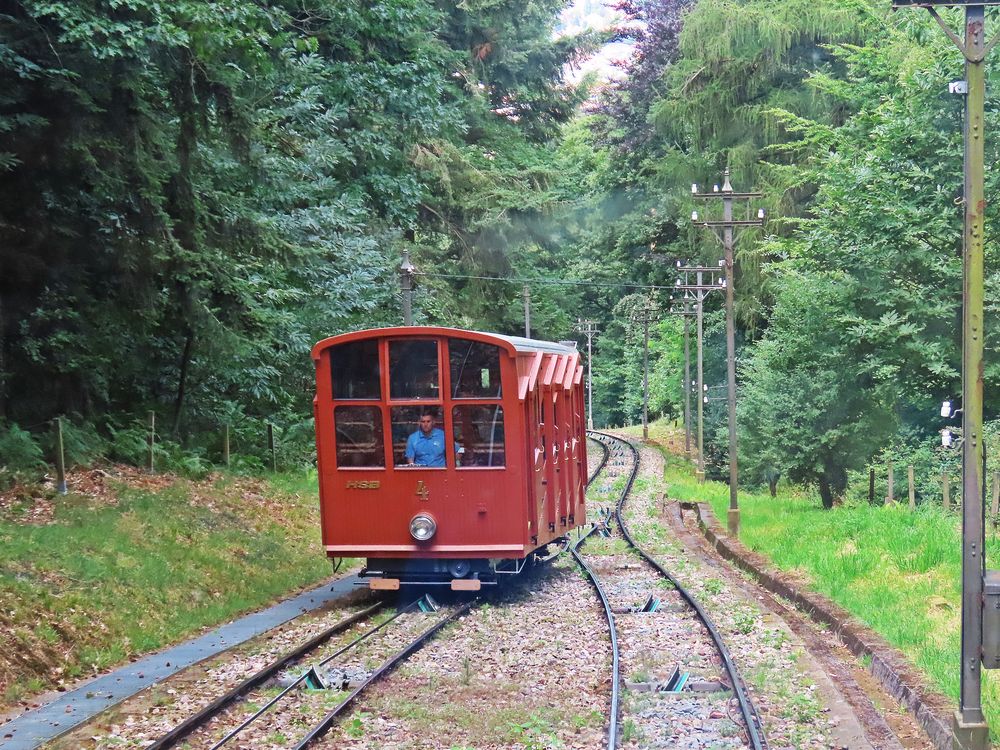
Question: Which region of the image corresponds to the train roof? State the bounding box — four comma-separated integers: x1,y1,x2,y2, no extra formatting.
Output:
312,326,578,360
476,332,577,355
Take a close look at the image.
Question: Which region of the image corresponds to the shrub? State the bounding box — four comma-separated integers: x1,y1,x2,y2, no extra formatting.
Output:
0,422,45,487
106,420,152,467
53,418,107,467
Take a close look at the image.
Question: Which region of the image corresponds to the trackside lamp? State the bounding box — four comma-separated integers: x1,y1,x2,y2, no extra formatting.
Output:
942,399,953,418
941,428,953,448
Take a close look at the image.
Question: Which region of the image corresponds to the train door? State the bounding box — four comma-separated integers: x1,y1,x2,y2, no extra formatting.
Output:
529,390,546,546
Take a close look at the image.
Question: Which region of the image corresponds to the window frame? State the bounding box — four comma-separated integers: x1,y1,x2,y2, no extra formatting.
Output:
387,338,443,402
327,335,509,472
329,338,382,401
332,404,386,469
450,402,507,471
448,338,503,400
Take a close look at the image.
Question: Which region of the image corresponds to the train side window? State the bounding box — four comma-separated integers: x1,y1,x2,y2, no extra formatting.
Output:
330,340,380,400
390,406,446,467
452,405,505,468
334,406,384,467
449,339,502,398
389,340,439,399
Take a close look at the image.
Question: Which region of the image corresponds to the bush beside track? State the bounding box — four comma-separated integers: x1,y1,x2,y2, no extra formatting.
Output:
628,419,1000,744
0,466,337,714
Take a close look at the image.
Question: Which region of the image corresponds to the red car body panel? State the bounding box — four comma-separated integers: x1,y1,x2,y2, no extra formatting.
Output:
311,327,587,565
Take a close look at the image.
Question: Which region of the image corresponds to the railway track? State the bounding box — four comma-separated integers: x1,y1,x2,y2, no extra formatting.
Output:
145,595,475,750
578,430,768,750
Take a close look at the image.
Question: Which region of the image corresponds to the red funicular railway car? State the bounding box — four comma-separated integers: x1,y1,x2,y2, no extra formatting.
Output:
312,326,588,591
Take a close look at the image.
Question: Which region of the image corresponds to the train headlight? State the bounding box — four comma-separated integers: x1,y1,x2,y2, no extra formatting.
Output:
409,513,437,542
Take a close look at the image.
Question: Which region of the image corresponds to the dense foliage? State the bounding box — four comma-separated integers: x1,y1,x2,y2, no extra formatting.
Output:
0,0,599,476
3,0,999,508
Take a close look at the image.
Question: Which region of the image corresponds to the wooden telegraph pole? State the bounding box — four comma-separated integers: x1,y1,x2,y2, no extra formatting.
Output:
674,263,725,485
575,319,599,430
668,294,695,457
691,174,765,537
632,301,659,441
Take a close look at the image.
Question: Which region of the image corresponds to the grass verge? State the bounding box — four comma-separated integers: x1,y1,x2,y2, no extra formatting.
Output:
621,419,1000,743
0,466,336,712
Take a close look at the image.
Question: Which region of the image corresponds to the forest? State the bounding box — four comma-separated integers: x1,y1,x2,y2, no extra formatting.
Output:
2,0,999,507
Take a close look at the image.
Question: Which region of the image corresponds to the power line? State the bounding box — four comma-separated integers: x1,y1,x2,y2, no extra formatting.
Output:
416,271,676,292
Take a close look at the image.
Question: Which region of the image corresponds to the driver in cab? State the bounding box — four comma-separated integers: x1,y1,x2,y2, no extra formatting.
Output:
405,412,450,467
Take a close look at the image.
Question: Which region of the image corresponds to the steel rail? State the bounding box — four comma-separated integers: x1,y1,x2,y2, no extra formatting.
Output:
146,601,385,750
206,597,427,750
590,430,768,750
294,599,478,749
587,433,611,487
569,521,620,750
571,436,620,750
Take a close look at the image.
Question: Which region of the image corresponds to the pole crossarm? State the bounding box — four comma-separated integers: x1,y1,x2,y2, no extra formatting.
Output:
674,284,726,293
694,219,766,228
918,5,1000,61
672,265,725,273
693,192,763,200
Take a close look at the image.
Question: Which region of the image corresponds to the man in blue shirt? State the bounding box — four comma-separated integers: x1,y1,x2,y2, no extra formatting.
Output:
405,412,448,467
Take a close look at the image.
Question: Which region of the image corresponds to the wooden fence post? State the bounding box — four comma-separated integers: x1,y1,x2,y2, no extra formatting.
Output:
267,423,276,472
147,411,156,473
943,472,950,511
869,467,875,504
223,424,231,469
54,417,67,495
908,465,915,510
886,461,894,505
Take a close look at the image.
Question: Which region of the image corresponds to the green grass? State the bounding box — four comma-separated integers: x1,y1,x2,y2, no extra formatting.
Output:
0,469,336,708
630,420,1000,742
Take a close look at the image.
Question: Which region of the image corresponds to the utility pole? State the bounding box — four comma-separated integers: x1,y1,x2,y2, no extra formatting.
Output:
400,248,415,326
523,285,531,338
667,294,695,457
674,264,725,484
632,302,658,441
575,319,598,429
692,172,765,537
890,3,1000,747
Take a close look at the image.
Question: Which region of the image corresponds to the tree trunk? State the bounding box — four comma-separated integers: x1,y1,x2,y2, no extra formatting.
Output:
768,478,778,497
818,474,834,509
0,292,6,419
172,326,195,435
167,47,199,438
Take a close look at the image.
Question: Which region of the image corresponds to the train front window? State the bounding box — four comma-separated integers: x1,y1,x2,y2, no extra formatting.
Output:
449,340,502,398
389,340,439,399
452,405,505,467
391,406,447,467
330,340,380,400
334,406,385,467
